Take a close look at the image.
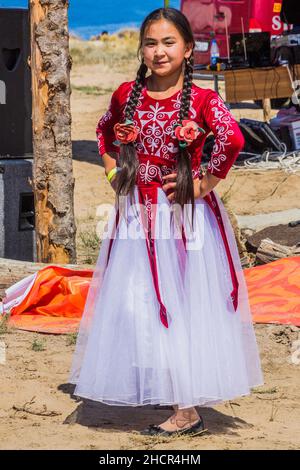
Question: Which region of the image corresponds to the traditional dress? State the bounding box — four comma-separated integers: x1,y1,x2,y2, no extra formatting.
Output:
68,79,264,409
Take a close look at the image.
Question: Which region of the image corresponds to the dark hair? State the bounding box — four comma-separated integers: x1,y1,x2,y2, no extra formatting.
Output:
116,7,196,225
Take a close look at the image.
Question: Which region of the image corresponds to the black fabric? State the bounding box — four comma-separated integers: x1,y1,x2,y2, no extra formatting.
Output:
280,0,300,24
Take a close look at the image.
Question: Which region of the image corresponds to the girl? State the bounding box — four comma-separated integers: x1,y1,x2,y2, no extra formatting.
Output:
68,8,264,437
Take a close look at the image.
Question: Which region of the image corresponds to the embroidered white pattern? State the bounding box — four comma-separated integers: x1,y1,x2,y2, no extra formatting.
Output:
138,160,177,184
207,96,235,174
134,87,198,160
144,194,153,220
139,160,160,183
96,83,201,162
96,85,132,153
96,98,115,153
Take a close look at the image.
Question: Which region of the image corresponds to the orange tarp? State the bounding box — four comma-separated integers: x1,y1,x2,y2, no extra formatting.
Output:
4,265,93,334
1,257,299,334
244,256,300,326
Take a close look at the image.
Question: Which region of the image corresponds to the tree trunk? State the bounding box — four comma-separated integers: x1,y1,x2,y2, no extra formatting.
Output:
29,0,76,263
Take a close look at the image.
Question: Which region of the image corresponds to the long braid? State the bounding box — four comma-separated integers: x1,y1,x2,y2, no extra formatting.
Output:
179,55,194,122
116,60,148,204
175,53,196,228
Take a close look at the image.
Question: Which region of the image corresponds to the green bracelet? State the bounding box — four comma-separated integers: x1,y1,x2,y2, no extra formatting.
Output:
106,167,120,183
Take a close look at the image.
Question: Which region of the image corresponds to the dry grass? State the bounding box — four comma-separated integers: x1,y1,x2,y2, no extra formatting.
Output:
77,228,101,265
70,30,140,72
31,337,46,352
71,85,115,95
0,312,13,335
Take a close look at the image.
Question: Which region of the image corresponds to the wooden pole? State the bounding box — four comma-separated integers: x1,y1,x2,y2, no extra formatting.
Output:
29,0,76,264
262,98,272,123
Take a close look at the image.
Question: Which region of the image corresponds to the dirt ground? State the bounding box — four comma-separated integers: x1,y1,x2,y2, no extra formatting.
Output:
0,324,299,450
1,45,300,450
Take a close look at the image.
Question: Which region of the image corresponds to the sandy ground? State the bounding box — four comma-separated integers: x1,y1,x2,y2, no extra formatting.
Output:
0,324,299,450
1,55,300,450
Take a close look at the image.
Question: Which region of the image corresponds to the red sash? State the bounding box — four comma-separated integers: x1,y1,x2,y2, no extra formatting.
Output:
106,155,239,328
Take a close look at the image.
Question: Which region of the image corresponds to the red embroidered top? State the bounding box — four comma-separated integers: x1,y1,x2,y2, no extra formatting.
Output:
96,80,245,180
95,80,245,327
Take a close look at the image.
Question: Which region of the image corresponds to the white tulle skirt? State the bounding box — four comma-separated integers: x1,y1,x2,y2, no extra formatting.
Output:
68,186,264,409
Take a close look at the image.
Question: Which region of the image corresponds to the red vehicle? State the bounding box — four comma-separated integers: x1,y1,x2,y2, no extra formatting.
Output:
181,0,289,65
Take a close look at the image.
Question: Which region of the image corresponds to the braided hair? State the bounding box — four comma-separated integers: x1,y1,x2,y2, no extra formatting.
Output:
116,8,196,224
115,60,148,207
176,53,195,227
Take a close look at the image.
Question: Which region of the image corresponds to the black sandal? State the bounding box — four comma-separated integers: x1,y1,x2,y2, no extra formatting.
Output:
140,416,205,437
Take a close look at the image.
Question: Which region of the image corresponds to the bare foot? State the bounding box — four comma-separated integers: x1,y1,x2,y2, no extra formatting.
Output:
158,408,200,432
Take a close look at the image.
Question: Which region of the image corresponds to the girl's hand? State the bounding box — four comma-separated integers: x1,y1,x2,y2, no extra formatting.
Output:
162,173,177,202
162,173,210,202
162,172,221,201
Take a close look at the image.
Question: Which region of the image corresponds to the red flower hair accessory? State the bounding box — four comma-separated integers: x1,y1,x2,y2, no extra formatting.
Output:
173,120,205,148
113,119,139,146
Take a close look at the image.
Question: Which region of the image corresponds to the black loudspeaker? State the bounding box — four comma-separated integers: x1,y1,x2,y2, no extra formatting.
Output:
0,8,32,157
